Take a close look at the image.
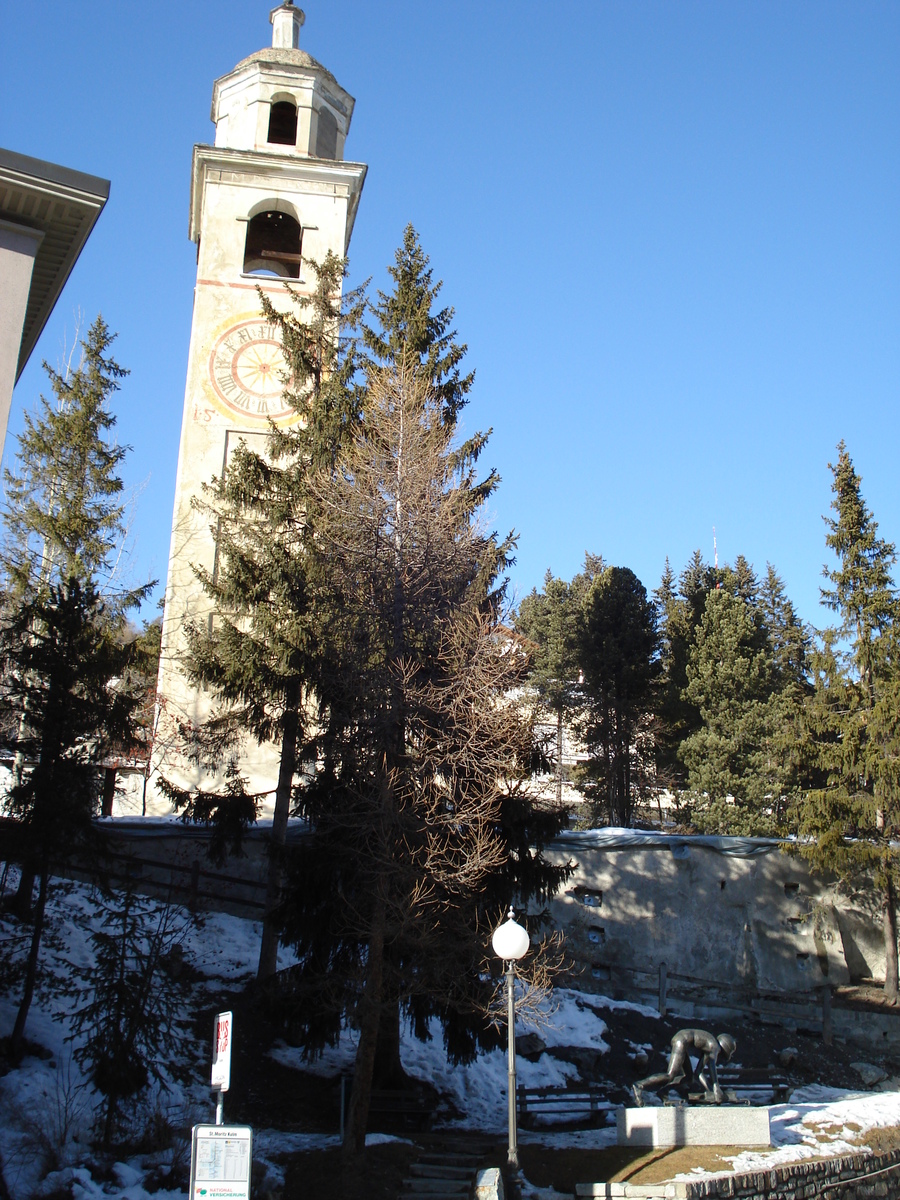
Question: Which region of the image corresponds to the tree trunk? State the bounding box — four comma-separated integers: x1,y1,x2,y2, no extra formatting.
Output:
257,695,300,979
10,697,35,922
102,1094,119,1150
101,766,117,817
10,867,35,921
10,863,49,1057
372,995,407,1088
883,874,899,1005
556,709,563,807
0,1150,13,1200
343,883,387,1162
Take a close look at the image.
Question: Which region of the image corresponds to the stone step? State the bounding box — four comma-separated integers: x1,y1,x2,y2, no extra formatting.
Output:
401,1193,471,1200
422,1134,493,1150
401,1178,471,1195
415,1154,480,1167
401,1188,470,1199
410,1163,475,1179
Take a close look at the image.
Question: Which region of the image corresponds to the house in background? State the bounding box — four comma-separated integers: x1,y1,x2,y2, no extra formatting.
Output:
0,147,109,455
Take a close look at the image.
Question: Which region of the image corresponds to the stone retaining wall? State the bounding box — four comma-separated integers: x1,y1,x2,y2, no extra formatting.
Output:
682,1148,900,1198
548,831,888,999
579,1148,900,1198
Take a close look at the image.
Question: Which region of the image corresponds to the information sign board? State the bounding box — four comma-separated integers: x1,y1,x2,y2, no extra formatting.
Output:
211,1010,232,1092
190,1124,252,1200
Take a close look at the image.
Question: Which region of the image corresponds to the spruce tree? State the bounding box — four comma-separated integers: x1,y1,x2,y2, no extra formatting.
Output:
652,552,717,789
677,556,810,835
680,588,781,834
2,317,133,604
759,564,814,805
67,888,191,1147
0,318,150,1055
575,566,658,827
516,571,583,803
357,230,565,1090
794,443,900,1001
363,222,474,427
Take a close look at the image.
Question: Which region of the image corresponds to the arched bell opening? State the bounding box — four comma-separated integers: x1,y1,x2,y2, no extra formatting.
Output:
267,99,298,146
243,210,302,278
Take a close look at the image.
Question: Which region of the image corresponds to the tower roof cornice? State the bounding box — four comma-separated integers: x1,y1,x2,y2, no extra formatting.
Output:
189,143,367,252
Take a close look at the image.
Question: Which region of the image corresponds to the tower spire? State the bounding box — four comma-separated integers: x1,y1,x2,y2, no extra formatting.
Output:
270,2,305,50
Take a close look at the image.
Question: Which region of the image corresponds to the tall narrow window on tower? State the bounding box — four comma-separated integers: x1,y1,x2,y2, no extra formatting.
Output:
267,99,298,146
243,210,302,278
315,107,338,159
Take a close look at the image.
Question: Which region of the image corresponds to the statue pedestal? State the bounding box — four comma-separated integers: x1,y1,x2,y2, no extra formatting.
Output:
617,1105,771,1148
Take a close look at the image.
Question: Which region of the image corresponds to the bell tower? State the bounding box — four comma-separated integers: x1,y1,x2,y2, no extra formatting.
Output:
151,4,366,809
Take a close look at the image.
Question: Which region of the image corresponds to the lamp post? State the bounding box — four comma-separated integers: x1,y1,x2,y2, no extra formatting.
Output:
492,907,530,1172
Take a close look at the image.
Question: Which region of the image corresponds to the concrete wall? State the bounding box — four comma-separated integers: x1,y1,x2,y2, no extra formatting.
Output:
546,831,889,998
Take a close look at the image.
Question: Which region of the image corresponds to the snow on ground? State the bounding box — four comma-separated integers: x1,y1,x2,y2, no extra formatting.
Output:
2,871,900,1199
682,1086,900,1180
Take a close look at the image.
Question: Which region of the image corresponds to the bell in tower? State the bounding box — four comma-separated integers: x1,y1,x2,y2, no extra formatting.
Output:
150,6,367,811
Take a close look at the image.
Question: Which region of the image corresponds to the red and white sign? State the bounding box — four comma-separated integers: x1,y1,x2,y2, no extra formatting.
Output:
211,1011,233,1092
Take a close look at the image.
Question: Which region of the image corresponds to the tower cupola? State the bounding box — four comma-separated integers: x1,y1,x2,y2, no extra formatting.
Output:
210,3,354,161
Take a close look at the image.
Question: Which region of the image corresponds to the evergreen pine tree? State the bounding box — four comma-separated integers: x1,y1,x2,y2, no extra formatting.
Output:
575,566,658,827
0,318,150,1055
652,551,717,789
794,443,900,1001
354,230,565,1091
679,588,783,834
68,888,192,1147
727,554,759,604
1,317,134,605
363,223,474,427
759,564,814,806
516,571,583,803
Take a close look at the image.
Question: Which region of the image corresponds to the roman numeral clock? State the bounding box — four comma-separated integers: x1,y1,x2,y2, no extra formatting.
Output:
151,2,366,810
207,318,293,422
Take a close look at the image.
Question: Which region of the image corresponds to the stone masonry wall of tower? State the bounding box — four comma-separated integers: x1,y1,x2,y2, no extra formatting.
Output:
149,4,367,814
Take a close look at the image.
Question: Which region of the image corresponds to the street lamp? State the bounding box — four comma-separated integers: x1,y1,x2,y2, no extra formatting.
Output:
492,907,530,1172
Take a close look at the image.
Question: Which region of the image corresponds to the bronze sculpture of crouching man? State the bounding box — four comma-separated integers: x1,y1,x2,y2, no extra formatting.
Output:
633,1028,736,1106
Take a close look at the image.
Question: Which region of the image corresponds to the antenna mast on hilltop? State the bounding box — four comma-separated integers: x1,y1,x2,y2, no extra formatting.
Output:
713,526,718,571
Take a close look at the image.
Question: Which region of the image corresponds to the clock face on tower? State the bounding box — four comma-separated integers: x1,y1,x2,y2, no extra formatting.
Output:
206,317,296,423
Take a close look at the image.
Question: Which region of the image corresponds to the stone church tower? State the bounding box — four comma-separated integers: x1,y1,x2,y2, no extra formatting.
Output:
151,4,366,811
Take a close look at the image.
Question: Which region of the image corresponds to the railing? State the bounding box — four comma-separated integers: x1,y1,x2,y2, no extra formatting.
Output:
587,959,836,1045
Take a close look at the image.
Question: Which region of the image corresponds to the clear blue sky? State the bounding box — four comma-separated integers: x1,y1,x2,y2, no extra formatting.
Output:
2,1,898,628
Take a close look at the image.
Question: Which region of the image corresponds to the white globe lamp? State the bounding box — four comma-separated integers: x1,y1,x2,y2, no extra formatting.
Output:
492,909,530,961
